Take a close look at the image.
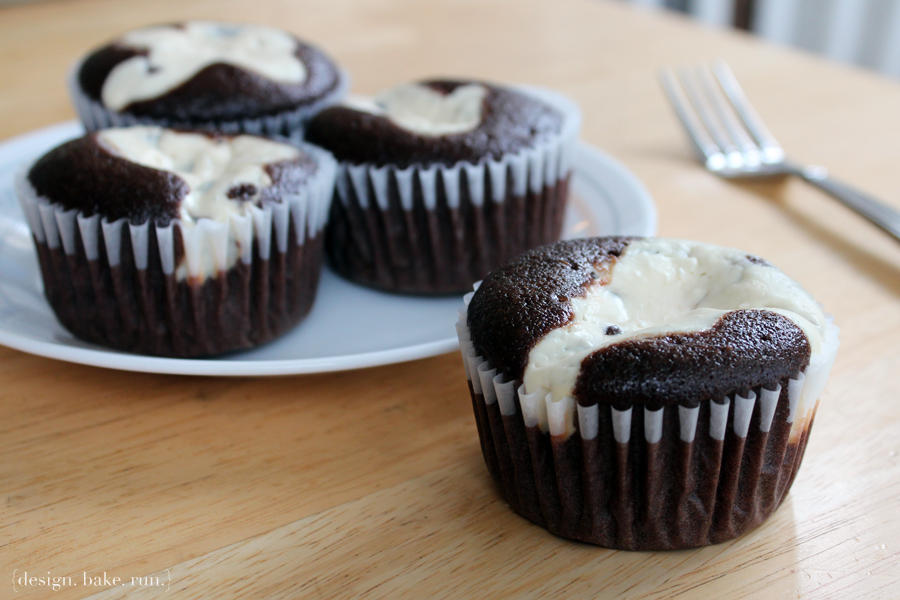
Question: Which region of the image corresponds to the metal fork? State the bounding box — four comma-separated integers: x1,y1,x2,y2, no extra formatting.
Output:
660,61,900,242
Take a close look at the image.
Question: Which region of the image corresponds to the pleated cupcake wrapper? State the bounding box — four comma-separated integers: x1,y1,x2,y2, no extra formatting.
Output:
327,86,581,294
335,86,580,212
13,144,337,356
14,142,336,281
456,292,841,549
67,60,350,141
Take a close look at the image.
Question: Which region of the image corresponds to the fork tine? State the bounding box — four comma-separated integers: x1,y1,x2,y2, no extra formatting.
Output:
677,65,743,164
658,67,724,168
711,61,785,163
694,64,760,166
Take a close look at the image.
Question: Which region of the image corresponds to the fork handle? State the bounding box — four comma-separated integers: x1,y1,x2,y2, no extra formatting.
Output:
798,165,900,242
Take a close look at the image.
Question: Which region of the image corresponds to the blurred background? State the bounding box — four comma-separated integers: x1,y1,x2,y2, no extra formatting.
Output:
625,0,900,77
2,0,899,79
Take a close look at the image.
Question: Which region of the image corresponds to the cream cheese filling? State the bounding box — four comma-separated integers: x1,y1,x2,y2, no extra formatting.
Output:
343,83,487,136
523,239,827,402
98,126,300,280
101,21,305,111
98,126,299,225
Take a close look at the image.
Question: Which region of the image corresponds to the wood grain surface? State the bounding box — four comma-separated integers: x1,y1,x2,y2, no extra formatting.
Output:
1,0,899,598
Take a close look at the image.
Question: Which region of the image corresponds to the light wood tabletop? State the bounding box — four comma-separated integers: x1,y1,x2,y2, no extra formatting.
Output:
2,0,899,598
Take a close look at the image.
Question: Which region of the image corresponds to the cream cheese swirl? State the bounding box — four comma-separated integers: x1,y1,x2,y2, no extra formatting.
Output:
524,239,827,402
97,126,299,225
342,83,488,136
102,21,305,110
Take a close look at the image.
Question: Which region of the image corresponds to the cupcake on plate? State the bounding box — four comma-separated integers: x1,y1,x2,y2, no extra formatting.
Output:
305,79,581,294
15,125,336,357
71,21,348,140
457,237,840,550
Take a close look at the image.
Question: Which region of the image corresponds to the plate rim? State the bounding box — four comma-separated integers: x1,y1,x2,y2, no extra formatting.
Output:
0,121,656,376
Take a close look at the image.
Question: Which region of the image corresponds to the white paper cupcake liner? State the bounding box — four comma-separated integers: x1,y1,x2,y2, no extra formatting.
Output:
326,86,582,294
68,59,349,142
456,290,841,549
14,142,337,357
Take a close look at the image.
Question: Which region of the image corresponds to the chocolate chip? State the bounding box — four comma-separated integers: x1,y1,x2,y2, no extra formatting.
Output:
227,183,258,200
746,254,771,266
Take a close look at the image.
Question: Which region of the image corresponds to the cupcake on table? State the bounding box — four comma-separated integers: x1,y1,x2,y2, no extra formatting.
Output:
457,237,840,550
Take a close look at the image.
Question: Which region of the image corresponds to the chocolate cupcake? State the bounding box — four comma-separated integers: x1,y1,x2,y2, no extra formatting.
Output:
305,80,581,294
15,125,337,357
457,237,840,550
70,21,348,140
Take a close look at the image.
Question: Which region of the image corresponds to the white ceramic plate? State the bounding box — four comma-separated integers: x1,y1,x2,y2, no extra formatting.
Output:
0,121,656,376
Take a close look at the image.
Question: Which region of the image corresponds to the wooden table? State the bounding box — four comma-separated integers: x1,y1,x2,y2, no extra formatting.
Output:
2,0,899,597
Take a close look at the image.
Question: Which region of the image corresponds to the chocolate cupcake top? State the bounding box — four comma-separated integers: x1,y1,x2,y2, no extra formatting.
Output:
77,21,343,121
467,237,827,409
304,80,565,167
27,126,316,226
